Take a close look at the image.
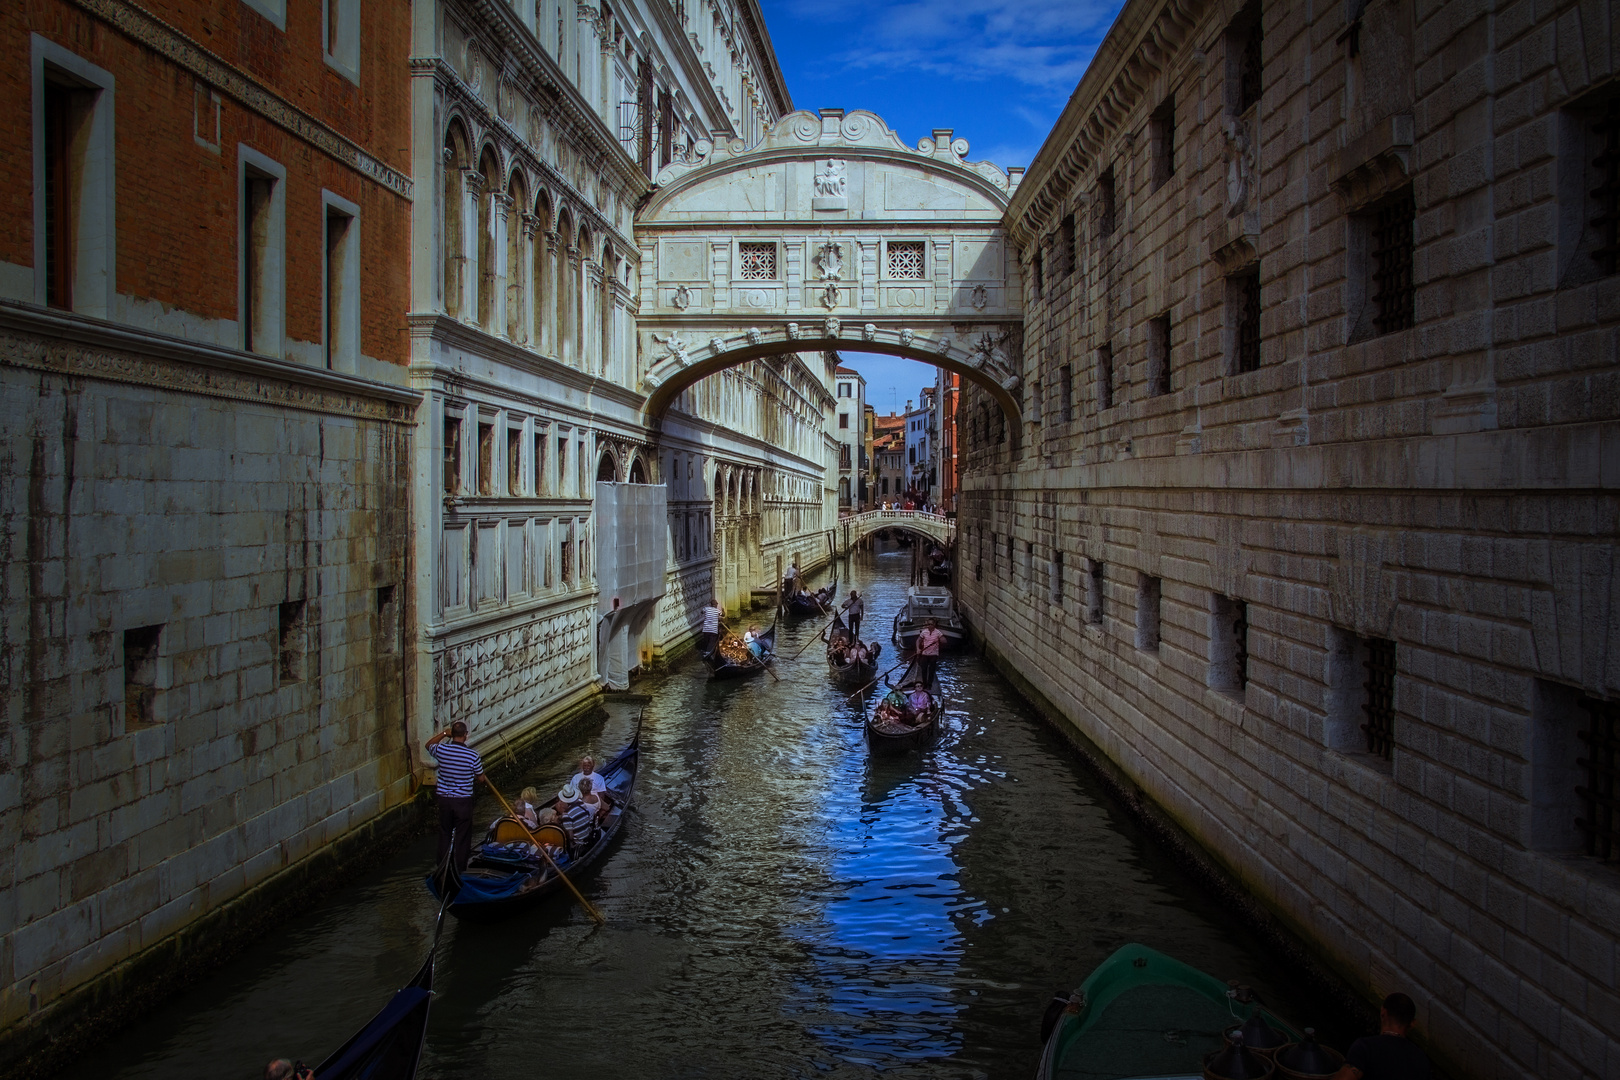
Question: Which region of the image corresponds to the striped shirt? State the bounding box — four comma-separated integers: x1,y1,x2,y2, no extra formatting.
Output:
701,605,722,634
430,741,484,798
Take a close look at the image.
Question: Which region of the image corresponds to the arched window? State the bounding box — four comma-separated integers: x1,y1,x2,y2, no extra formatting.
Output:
533,192,552,353
577,225,594,370
555,208,576,364
506,170,528,342
629,456,647,484
442,121,470,317
601,239,616,379
475,147,500,330
597,450,617,482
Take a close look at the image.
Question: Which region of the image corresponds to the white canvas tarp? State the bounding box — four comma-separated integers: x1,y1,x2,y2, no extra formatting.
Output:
595,482,668,689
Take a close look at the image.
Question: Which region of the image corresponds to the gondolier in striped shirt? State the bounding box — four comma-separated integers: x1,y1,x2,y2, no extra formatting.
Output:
839,589,864,640
699,596,723,657
427,721,485,873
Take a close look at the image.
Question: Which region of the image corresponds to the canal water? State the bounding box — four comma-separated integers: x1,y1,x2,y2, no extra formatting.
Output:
60,551,1356,1080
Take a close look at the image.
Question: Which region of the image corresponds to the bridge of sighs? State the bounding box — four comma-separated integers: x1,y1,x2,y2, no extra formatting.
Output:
635,108,1028,441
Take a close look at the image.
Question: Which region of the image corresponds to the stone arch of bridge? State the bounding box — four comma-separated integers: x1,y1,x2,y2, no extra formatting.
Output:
635,108,1026,448
837,510,956,550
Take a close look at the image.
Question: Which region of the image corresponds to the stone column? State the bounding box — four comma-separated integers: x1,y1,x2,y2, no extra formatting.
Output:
575,3,601,115
461,170,484,326
490,191,512,338
583,259,603,374
515,213,538,344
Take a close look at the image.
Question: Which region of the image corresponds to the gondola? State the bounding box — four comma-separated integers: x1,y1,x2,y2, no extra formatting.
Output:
310,951,434,1080
785,580,837,617
892,585,967,651
925,558,952,586
825,614,881,687
426,733,639,921
865,658,942,751
704,624,777,680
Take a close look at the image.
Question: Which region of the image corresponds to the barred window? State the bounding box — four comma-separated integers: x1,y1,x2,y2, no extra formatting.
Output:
738,242,777,280
1230,269,1261,373
887,241,926,279
1585,97,1618,276
1578,696,1620,862
1370,190,1416,334
1228,0,1263,114
1361,637,1396,760
1097,166,1116,237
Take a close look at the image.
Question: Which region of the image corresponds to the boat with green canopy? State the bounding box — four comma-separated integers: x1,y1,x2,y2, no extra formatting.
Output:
1036,943,1320,1080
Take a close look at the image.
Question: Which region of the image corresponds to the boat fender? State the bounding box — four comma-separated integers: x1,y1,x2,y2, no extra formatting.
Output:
1226,1012,1288,1057
1204,1032,1275,1080
1038,989,1082,1045
1274,1029,1345,1080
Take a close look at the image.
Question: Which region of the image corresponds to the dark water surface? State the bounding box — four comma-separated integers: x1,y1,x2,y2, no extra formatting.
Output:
60,553,1354,1080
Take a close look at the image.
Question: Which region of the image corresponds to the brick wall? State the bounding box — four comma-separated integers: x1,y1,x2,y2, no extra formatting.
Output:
964,0,1620,1076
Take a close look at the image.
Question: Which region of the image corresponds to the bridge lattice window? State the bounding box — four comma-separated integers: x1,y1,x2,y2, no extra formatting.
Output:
738,242,777,280
887,241,926,279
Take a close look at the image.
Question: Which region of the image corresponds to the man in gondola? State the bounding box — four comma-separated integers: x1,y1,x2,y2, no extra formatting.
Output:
427,720,485,873
916,618,945,688
840,589,865,640
699,596,723,657
783,559,801,599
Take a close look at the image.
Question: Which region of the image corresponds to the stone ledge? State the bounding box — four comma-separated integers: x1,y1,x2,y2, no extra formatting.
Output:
1330,115,1415,211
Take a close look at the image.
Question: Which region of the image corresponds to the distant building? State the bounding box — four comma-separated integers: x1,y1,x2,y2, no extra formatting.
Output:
933,370,960,514
904,389,936,506
833,364,865,510
862,403,877,509
872,412,906,505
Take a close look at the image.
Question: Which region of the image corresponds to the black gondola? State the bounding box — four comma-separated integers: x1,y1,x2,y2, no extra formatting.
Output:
825,614,882,686
427,734,639,921
311,952,434,1080
865,659,943,751
705,624,777,680
785,580,837,617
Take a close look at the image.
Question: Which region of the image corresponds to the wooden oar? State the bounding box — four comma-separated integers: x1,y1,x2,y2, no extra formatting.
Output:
483,780,607,926
843,653,912,704
787,615,838,662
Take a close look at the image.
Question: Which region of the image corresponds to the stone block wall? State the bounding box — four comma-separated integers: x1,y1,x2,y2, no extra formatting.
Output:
964,0,1620,1076
0,312,418,1039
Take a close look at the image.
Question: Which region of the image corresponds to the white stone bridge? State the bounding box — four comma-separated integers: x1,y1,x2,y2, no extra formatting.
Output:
635,108,1027,447
837,509,956,551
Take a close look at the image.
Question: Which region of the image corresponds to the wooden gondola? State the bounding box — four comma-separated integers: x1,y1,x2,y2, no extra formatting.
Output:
865,658,942,751
705,624,777,680
825,614,882,686
892,585,967,651
785,580,837,617
310,950,435,1080
427,734,639,921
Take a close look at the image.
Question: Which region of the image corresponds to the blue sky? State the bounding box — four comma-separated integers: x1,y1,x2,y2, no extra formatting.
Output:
757,0,1125,414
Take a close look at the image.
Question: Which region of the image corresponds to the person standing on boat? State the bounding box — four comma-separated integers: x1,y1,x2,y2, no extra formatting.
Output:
1333,993,1430,1080
699,596,723,656
783,559,801,598
916,618,945,687
427,721,486,873
840,589,865,640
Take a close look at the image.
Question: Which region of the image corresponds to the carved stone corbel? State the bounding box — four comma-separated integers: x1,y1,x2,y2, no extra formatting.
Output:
1330,114,1414,210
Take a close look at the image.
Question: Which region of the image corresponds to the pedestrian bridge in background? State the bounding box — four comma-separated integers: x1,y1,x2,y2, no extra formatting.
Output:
838,509,956,550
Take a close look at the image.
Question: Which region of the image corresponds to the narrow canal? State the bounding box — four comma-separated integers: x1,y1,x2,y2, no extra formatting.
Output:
61,550,1355,1080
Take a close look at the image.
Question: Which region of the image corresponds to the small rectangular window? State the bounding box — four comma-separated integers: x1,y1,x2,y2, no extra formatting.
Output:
477,421,494,495
1557,86,1620,284
507,427,523,494
534,431,547,494
1330,629,1397,760
42,81,73,310
887,240,926,279
1097,166,1116,237
1023,542,1033,591
560,522,574,584
1576,695,1620,862
1096,343,1115,410
1031,248,1044,299
1370,190,1416,335
1086,559,1105,624
1135,573,1161,652
1362,637,1397,759
1059,364,1074,422
1209,595,1249,693
1059,214,1076,277
443,416,461,494
1228,269,1262,373
323,0,360,83
557,437,569,496
278,600,307,683
1005,536,1014,581
1051,551,1064,606
738,241,777,279
1151,95,1176,189
124,625,163,730
1148,313,1172,395
839,413,850,429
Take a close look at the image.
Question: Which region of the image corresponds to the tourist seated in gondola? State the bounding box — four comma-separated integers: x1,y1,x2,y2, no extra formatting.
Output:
514,786,543,829
907,685,932,715
555,780,582,816
561,791,597,849
570,756,608,804
745,625,770,659
849,640,870,664
578,777,611,820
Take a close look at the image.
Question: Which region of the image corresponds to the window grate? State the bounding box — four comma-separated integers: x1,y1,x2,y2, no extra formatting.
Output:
1098,167,1116,237
887,241,926,279
1361,637,1396,759
738,242,776,280
1236,10,1263,113
1236,271,1262,373
1232,600,1249,688
1591,97,1620,276
1371,190,1416,334
1577,696,1620,862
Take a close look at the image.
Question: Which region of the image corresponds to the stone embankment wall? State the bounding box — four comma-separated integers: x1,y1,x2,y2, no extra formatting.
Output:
961,0,1620,1077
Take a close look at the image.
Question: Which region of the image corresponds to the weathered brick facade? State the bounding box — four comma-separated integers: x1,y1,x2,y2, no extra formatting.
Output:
0,0,417,1060
961,0,1619,1075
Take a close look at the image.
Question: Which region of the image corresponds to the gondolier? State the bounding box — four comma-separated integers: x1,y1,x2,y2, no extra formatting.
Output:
916,618,945,687
699,596,723,656
427,721,485,873
840,589,865,640
783,559,801,598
